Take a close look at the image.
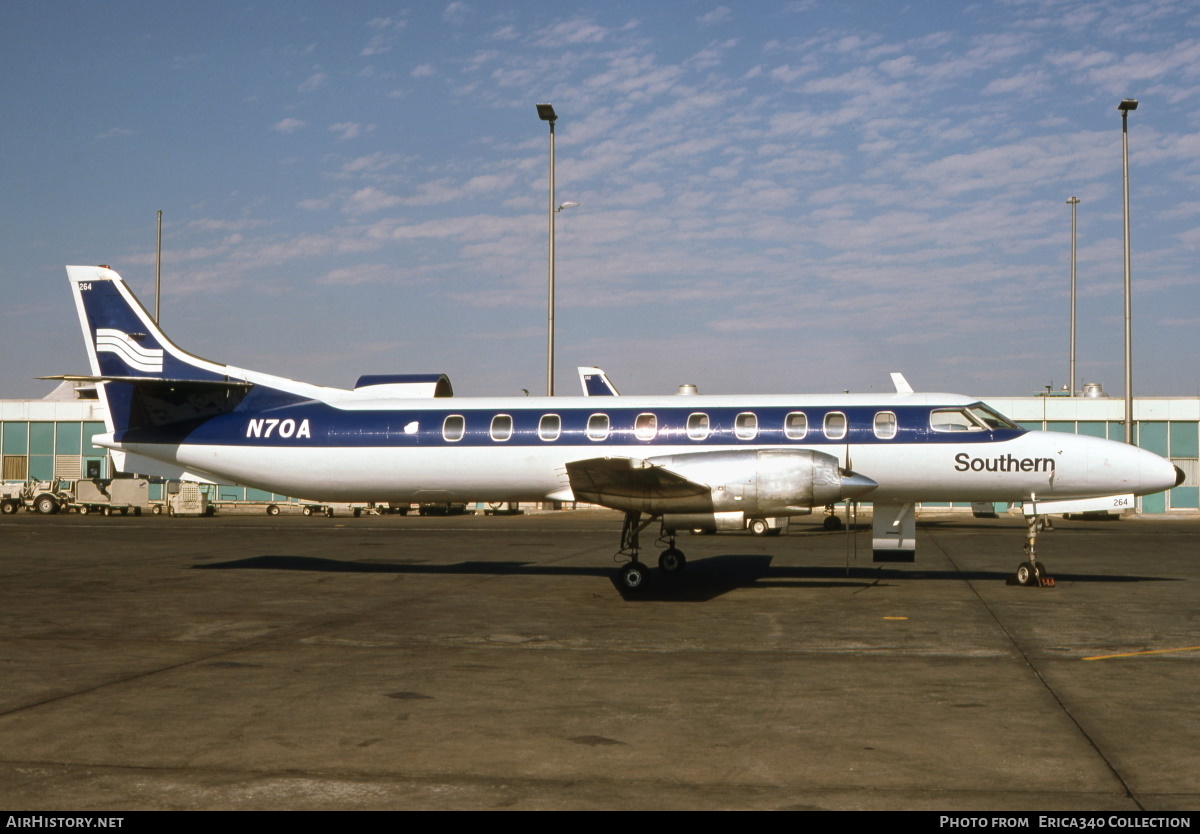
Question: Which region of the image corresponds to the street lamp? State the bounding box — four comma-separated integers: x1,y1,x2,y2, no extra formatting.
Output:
1066,196,1080,397
1119,98,1138,444
537,103,558,396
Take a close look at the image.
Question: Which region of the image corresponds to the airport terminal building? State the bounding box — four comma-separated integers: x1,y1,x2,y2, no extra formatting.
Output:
2,383,1197,514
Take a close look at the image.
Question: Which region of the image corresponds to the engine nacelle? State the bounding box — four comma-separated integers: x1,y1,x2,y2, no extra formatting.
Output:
566,448,876,517
646,448,867,515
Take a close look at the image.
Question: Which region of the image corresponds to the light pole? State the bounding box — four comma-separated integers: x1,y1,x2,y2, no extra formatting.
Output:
1119,99,1138,444
155,210,162,323
537,103,558,396
1066,197,1079,396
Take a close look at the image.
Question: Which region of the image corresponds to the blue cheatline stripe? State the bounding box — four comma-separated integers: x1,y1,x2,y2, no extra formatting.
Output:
114,402,1025,449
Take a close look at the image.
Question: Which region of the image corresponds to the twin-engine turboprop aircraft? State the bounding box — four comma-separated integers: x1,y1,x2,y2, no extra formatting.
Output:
61,265,1183,590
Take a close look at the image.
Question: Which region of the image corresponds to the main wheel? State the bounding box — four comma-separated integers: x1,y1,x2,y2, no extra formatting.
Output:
823,515,844,531
36,496,57,515
620,562,647,591
266,504,280,516
658,548,686,574
749,518,769,536
1015,561,1037,586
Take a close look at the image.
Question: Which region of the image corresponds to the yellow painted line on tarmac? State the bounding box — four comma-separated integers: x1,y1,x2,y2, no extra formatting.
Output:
1083,646,1200,661
883,616,908,620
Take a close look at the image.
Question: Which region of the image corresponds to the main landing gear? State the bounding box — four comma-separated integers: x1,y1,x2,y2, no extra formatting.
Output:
1014,514,1055,587
616,511,686,591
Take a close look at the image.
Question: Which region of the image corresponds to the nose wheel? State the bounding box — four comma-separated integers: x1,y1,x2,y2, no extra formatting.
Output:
1015,515,1056,587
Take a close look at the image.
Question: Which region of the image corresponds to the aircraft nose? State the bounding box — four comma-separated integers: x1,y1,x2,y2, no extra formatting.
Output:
840,470,878,499
1137,447,1184,495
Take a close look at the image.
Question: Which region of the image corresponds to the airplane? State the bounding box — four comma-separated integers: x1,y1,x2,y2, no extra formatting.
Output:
58,264,1184,591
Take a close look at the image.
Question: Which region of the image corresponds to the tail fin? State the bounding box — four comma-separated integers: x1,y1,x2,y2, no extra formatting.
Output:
64,265,341,449
578,366,620,396
67,265,231,383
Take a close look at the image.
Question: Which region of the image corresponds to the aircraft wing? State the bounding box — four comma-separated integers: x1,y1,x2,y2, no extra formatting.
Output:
565,457,710,509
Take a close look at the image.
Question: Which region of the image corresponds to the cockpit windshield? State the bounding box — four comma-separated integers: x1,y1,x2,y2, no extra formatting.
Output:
930,403,1019,432
967,403,1018,430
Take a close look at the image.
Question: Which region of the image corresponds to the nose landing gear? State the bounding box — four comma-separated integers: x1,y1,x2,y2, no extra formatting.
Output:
1015,515,1056,587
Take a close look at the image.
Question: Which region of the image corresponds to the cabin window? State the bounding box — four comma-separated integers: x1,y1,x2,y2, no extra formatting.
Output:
587,413,610,441
687,412,710,441
634,413,657,441
824,411,847,440
490,414,513,442
735,412,758,440
538,414,561,441
784,412,808,440
874,411,897,439
442,415,465,442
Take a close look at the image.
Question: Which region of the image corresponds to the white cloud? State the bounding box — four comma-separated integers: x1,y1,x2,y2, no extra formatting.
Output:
533,17,613,47
698,7,731,25
342,187,403,215
271,118,306,134
443,2,471,25
329,122,375,141
298,72,328,92
96,127,136,140
316,264,399,285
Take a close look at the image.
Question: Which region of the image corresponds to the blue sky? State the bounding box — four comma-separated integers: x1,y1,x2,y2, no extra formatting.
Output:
2,0,1198,400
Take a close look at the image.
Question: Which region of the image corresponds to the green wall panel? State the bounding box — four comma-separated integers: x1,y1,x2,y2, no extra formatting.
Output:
2,422,28,455
1169,422,1198,457
1139,422,1168,456
55,422,82,455
29,423,54,455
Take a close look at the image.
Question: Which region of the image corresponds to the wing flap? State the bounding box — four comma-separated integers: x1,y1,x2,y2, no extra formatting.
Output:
565,456,711,513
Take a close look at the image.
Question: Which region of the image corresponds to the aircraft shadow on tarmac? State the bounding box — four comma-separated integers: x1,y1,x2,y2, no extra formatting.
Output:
193,554,1173,602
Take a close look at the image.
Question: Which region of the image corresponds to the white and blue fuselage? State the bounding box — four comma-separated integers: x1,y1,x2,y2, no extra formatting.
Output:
103,391,1169,508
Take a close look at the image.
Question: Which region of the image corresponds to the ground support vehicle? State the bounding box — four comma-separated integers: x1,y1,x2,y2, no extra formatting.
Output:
286,501,380,517
371,502,410,516
483,502,524,516
71,478,150,516
418,502,467,516
156,482,214,517
7,480,74,515
1,483,26,515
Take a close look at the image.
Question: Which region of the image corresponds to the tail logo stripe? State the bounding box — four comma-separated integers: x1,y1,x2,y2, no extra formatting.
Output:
96,328,164,373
